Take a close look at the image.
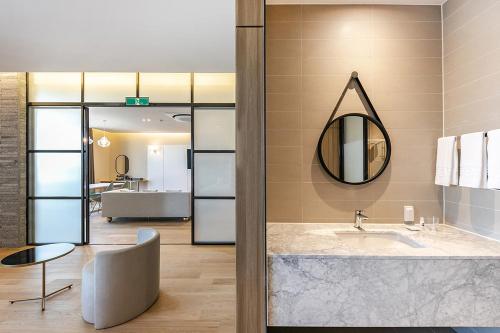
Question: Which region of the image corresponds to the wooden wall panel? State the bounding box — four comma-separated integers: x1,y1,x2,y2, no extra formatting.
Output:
236,0,264,26
235,0,266,330
236,27,266,333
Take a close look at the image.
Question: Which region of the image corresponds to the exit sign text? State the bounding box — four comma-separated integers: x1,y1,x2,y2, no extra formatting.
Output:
125,97,150,106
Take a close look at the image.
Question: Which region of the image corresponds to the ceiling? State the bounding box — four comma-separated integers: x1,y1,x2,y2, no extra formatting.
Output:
0,0,235,72
267,0,444,3
0,0,444,72
89,107,190,133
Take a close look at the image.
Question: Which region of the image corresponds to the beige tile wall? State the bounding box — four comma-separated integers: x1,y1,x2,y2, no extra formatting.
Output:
266,5,443,224
443,0,500,239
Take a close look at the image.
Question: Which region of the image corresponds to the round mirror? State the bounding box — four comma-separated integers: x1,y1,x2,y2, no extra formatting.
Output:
115,155,129,176
317,113,391,185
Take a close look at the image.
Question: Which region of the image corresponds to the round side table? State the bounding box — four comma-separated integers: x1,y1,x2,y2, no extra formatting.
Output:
1,243,75,311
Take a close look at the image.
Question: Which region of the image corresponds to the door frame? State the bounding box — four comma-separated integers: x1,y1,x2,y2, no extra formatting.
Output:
25,72,235,245
26,103,87,245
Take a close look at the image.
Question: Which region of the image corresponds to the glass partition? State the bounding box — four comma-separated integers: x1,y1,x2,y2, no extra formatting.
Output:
194,153,235,196
194,199,235,243
30,107,82,150
29,153,82,197
26,72,236,245
28,106,84,244
29,72,236,104
193,108,235,150
193,73,236,103
192,107,236,244
28,72,81,102
139,73,191,103
30,199,82,243
84,72,136,102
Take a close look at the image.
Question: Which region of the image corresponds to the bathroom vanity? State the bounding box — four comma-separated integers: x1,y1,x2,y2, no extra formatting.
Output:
267,223,500,327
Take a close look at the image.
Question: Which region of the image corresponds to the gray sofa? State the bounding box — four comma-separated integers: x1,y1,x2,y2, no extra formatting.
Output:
81,228,160,329
101,190,191,221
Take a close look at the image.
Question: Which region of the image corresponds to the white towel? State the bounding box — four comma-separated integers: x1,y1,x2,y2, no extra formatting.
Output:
459,132,487,188
435,136,458,186
487,129,500,189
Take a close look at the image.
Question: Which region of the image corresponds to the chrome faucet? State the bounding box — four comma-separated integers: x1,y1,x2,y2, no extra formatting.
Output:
354,210,368,230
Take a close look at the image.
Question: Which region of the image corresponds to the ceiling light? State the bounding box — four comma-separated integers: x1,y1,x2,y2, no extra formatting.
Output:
97,120,111,148
97,136,111,148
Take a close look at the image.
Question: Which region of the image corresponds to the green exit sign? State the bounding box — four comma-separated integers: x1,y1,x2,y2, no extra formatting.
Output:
125,97,150,106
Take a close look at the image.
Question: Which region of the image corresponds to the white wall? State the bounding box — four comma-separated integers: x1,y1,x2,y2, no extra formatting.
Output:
147,144,191,192
92,132,191,181
0,0,235,72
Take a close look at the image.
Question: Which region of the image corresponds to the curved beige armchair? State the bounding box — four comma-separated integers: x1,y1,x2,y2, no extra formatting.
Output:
81,228,160,329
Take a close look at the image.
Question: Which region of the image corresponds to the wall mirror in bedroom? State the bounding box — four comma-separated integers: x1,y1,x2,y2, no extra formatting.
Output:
114,155,129,176
317,72,391,185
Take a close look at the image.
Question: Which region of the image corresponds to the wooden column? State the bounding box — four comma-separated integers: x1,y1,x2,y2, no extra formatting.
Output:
235,0,266,332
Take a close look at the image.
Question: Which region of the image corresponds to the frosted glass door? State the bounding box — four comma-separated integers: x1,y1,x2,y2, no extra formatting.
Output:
30,153,82,197
194,108,235,150
194,199,235,243
28,107,84,244
194,153,235,196
192,107,235,244
31,200,82,243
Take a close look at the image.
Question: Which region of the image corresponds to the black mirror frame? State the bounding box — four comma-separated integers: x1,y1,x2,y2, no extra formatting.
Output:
316,72,391,185
317,113,391,185
115,154,129,175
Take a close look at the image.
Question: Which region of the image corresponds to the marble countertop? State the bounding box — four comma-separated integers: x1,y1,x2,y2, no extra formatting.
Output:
267,223,500,259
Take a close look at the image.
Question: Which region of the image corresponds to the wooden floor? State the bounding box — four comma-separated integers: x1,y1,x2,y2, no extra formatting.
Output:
89,214,191,245
0,244,235,333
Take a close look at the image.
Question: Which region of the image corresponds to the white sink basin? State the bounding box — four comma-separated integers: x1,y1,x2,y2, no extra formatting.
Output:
305,229,427,249
334,231,425,249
